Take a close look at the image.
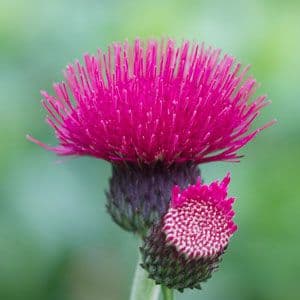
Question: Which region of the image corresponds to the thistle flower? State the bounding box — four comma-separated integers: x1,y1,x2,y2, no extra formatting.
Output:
140,174,237,291
28,39,271,164
28,38,272,234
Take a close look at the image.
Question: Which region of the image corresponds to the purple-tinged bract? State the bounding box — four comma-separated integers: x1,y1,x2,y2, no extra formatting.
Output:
106,162,200,235
28,39,272,165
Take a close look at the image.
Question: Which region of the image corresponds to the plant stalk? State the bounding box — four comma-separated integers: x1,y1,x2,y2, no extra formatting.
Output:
129,252,160,300
161,285,174,300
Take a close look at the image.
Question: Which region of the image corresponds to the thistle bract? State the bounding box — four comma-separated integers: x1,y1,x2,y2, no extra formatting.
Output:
107,162,200,235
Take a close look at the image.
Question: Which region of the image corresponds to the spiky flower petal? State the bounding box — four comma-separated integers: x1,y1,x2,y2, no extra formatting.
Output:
28,38,273,165
141,174,237,291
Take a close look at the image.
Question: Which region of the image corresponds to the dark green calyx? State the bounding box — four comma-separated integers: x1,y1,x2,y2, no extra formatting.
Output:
106,162,200,236
140,222,225,292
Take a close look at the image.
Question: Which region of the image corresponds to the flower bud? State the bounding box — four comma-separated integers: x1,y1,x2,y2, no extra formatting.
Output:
140,174,237,291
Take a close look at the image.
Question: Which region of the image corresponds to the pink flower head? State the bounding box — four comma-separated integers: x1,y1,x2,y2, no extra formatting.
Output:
28,38,273,164
163,173,237,259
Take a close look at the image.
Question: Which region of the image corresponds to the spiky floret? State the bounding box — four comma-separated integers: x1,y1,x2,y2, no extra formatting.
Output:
140,174,237,291
28,38,273,165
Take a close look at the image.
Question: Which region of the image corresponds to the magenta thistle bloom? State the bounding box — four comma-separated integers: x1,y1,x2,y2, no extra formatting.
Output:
28,38,272,165
164,173,236,259
141,174,236,290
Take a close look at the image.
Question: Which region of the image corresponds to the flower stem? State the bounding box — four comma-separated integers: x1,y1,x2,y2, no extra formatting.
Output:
130,252,160,300
161,285,174,300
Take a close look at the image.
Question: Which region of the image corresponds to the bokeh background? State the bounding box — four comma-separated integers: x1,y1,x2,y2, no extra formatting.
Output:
1,0,299,299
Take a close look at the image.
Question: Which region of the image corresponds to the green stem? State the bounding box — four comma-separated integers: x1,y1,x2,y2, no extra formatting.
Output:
130,252,160,300
161,285,174,300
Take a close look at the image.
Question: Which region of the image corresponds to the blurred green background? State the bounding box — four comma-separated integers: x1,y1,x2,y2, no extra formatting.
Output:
1,0,299,299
